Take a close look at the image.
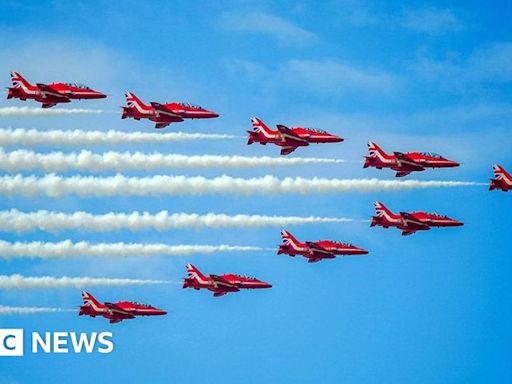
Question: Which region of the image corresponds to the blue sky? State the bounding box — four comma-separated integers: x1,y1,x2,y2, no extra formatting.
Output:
0,0,511,383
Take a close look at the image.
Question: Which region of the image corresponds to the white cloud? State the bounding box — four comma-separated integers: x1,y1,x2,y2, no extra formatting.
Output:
223,58,271,81
400,7,463,34
0,38,129,88
223,58,399,96
334,2,463,34
413,42,512,85
334,0,380,27
283,59,398,94
467,42,512,82
219,10,317,45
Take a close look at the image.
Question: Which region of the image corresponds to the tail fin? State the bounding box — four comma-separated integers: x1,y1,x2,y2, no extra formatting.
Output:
125,91,148,109
281,230,300,246
186,263,207,281
371,201,397,227
490,164,511,191
374,201,394,217
81,291,102,308
367,141,388,159
493,164,510,180
10,71,33,89
251,117,275,135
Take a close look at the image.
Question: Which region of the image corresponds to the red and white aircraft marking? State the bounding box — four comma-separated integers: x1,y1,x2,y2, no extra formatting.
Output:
278,230,368,263
121,92,219,128
370,202,463,236
183,264,272,297
247,117,343,155
79,291,167,324
489,164,512,192
364,141,459,177
7,71,106,108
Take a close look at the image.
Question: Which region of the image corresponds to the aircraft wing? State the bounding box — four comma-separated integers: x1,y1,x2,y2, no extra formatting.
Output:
280,146,299,156
393,152,424,171
276,124,309,145
104,302,136,319
155,122,171,129
209,274,240,292
399,212,430,230
36,83,69,101
149,102,184,122
305,241,335,259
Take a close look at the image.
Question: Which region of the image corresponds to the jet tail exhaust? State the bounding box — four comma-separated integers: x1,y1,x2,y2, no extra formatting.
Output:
247,131,256,145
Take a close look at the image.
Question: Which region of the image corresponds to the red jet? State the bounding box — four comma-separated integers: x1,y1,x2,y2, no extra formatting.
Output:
79,291,167,324
370,201,463,236
121,92,219,128
247,117,343,155
364,141,459,177
489,164,512,192
183,264,272,297
7,71,106,108
278,230,368,263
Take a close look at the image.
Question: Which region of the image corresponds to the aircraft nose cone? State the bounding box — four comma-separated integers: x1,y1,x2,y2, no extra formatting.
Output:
446,218,464,226
331,135,344,142
358,248,369,255
262,282,272,288
450,160,460,167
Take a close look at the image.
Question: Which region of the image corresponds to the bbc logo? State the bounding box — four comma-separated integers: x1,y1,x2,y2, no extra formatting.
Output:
0,329,24,356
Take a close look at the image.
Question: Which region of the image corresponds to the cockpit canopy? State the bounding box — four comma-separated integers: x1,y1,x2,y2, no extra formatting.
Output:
129,301,151,307
305,127,327,133
65,82,91,90
419,152,443,159
332,240,353,247
234,274,257,280
178,102,203,109
425,212,448,218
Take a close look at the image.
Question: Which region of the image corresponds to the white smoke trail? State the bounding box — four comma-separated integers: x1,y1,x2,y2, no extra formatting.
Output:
0,148,343,173
0,107,104,117
0,174,484,198
0,128,238,146
0,306,73,315
0,209,358,234
0,275,176,289
0,240,264,260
